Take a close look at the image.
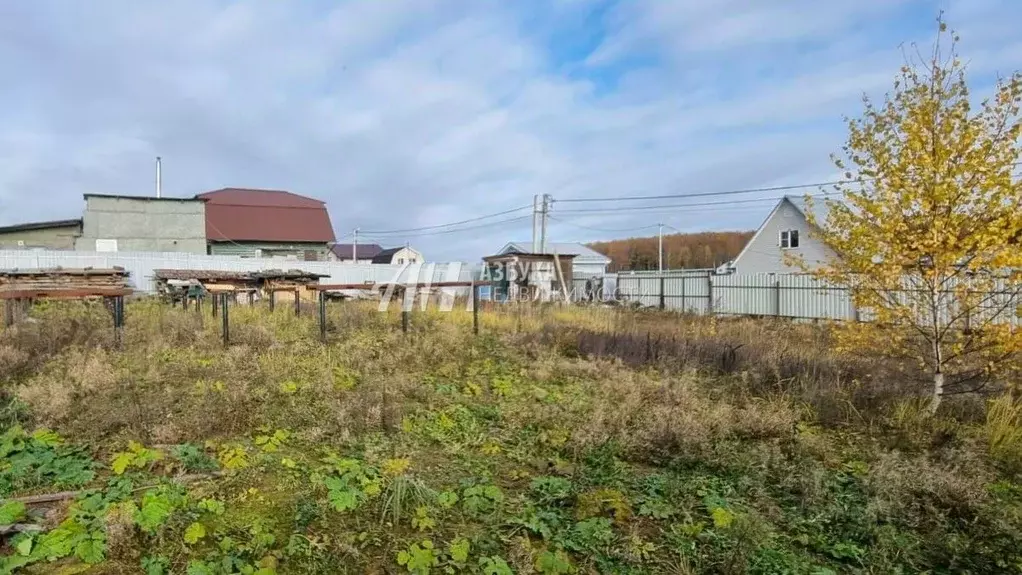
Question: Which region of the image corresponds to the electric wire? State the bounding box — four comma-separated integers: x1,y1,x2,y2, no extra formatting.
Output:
555,180,856,204
359,204,532,234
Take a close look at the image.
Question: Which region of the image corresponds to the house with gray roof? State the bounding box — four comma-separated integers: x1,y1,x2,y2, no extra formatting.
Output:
722,195,840,275
498,241,612,278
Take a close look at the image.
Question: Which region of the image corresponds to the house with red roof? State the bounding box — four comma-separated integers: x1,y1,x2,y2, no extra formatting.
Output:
196,188,336,260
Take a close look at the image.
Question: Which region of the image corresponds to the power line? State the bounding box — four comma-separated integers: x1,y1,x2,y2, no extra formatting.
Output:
360,204,532,234
555,180,854,204
555,161,1022,204
553,192,840,215
548,216,660,234
357,215,532,239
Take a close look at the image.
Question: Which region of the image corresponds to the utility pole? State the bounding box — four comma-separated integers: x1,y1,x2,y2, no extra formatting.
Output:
658,222,664,272
540,194,551,254
352,228,359,262
531,194,539,252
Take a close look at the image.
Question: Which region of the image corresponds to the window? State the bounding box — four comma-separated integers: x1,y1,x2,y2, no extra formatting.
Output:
779,229,799,249
398,258,404,264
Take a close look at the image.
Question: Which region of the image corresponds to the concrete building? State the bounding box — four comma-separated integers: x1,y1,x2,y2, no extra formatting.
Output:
498,242,611,279
197,188,336,260
75,194,208,254
0,219,82,250
724,195,838,275
370,246,423,265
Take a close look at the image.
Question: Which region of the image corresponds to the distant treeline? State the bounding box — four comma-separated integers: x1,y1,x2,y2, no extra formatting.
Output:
588,230,753,272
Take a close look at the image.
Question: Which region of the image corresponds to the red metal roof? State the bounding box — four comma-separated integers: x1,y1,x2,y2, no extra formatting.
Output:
197,188,336,243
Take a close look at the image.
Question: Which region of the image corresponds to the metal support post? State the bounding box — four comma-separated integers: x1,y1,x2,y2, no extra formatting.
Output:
318,291,327,342
472,283,480,335
221,293,230,347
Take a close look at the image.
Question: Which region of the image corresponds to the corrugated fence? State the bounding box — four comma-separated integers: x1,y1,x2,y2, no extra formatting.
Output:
613,270,1020,326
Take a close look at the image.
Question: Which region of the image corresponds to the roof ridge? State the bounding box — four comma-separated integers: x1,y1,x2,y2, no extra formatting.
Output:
197,187,326,205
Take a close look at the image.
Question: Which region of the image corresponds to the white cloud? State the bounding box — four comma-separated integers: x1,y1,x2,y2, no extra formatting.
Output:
0,0,1020,261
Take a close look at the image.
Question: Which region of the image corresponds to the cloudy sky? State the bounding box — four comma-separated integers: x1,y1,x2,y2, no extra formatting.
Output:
2,0,1021,261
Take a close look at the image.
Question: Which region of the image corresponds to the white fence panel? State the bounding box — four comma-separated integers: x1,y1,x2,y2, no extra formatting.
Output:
613,270,1020,325
662,271,711,313
713,274,776,316
778,275,856,320
0,250,477,294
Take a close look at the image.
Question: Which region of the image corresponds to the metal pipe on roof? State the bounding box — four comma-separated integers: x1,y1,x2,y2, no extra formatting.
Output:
155,156,162,198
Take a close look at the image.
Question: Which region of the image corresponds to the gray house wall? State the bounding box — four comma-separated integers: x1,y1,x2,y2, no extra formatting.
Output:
730,198,836,275
208,241,331,260
75,195,207,254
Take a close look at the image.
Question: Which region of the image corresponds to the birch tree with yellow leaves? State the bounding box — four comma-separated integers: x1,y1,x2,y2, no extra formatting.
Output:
799,19,1022,413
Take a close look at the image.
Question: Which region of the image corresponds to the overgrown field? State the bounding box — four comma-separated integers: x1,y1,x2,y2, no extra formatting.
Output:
1,300,1022,574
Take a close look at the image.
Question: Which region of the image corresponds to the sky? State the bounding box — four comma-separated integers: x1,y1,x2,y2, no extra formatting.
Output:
1,0,1021,261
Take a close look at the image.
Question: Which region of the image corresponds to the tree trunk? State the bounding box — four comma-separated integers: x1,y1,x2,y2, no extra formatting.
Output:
929,371,945,415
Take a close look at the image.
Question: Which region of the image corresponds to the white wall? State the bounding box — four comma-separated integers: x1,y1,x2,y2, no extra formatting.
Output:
732,198,836,275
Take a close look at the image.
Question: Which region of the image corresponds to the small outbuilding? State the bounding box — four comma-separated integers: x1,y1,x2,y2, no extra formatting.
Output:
497,242,610,279
481,252,577,302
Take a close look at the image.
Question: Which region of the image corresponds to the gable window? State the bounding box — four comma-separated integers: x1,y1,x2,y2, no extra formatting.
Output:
779,229,799,249
398,258,404,264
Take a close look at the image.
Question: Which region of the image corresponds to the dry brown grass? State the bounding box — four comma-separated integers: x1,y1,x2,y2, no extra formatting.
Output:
508,354,798,462
7,300,477,447
509,309,938,428
866,448,995,523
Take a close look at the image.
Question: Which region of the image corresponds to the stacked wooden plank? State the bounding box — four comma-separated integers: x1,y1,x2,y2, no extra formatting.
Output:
0,267,130,291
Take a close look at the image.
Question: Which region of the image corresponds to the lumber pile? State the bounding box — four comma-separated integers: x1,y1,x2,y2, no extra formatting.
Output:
0,267,130,291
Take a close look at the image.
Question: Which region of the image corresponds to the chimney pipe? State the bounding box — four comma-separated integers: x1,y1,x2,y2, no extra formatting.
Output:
155,156,162,198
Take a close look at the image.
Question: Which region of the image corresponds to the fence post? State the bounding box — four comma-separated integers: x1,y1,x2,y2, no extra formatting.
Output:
221,293,230,347
294,288,301,316
318,290,327,343
3,300,12,328
680,275,687,312
269,290,275,313
707,274,714,315
774,278,781,317
659,275,665,310
212,292,219,318
472,282,479,336
401,310,409,334
113,296,124,348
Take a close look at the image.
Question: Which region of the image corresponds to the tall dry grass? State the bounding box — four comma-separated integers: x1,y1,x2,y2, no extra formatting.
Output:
2,297,1020,473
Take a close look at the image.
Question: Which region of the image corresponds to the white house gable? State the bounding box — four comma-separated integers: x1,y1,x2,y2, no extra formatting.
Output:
729,197,837,275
